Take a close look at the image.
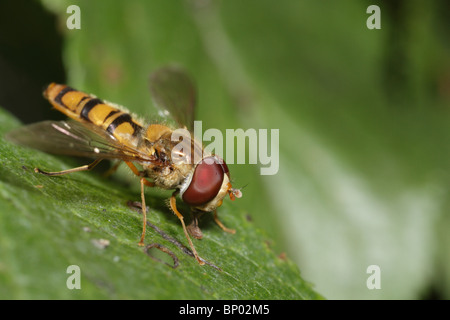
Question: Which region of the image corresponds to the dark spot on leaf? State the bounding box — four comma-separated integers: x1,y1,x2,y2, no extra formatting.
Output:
278,252,287,261
127,200,149,213
144,243,179,269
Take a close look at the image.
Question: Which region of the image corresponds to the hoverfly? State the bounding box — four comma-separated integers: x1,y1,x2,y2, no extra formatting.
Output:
6,66,242,265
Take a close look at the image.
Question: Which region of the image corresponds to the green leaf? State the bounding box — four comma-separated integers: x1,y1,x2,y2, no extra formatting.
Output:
0,107,321,299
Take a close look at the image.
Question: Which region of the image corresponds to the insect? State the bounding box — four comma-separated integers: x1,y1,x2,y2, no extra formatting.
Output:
6,66,242,265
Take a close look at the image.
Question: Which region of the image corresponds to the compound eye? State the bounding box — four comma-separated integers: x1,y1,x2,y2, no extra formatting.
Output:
215,156,230,179
182,156,225,206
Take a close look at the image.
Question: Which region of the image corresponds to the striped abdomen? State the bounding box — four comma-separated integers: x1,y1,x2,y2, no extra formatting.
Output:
44,83,143,146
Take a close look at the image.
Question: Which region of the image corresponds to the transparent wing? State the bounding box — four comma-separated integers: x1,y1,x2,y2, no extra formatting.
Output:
149,65,196,131
5,120,157,163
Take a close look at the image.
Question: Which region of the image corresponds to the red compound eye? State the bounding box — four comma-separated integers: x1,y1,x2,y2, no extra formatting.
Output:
217,156,230,178
182,156,226,206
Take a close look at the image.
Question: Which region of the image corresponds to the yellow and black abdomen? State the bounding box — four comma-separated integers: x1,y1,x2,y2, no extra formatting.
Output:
44,83,143,146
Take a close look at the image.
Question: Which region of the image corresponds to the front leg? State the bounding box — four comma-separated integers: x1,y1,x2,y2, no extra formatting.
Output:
213,210,236,234
187,210,204,240
170,191,205,265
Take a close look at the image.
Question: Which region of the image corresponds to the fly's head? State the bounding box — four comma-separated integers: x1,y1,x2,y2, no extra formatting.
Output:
179,155,242,212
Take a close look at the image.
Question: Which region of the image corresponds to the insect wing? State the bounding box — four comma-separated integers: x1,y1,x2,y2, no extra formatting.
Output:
149,66,196,131
6,120,156,163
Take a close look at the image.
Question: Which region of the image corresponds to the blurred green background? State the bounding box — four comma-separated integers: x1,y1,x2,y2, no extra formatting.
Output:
1,0,449,299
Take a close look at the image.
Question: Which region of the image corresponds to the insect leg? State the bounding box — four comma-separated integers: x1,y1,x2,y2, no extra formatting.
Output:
124,161,154,187
138,177,147,246
170,191,205,265
123,161,154,245
34,159,103,176
187,210,204,240
103,160,121,178
213,210,236,234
